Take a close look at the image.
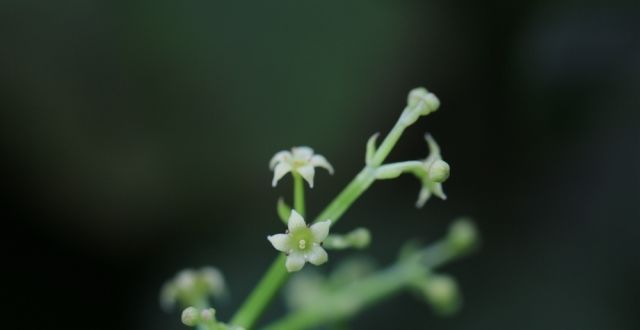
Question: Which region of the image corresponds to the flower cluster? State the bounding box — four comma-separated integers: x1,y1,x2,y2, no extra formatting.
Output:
159,87,479,330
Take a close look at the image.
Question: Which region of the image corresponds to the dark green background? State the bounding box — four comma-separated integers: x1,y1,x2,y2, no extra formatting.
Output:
3,0,639,329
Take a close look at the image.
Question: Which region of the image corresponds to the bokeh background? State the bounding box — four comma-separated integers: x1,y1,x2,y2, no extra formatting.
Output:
3,0,639,329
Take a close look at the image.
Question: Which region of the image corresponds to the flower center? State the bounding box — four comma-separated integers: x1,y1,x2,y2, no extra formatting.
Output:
292,159,306,167
290,227,314,252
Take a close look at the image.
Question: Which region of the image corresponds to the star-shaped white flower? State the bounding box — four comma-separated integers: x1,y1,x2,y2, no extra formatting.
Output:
267,210,332,272
269,147,334,188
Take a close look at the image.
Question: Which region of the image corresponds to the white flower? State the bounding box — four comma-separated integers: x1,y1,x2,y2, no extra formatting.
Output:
267,210,332,272
269,146,334,188
160,267,227,311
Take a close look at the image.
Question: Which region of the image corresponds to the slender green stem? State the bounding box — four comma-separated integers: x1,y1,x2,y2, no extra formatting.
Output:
370,118,408,167
374,160,425,180
293,172,305,217
314,167,376,224
229,254,289,328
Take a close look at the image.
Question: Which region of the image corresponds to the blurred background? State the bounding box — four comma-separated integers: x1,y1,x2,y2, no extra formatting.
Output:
2,0,639,329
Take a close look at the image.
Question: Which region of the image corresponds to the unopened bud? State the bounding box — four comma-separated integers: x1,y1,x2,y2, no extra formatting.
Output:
447,218,478,254
428,160,450,183
181,307,199,326
408,87,440,115
347,228,371,249
200,308,216,322
423,275,460,315
324,228,372,250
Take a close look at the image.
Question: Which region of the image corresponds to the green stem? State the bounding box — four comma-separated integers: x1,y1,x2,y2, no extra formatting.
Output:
293,172,305,217
314,167,376,225
229,254,289,328
370,119,408,167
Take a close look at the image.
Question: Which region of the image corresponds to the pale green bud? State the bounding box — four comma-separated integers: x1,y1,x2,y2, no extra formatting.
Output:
423,275,461,316
447,218,478,254
400,88,441,126
428,160,450,183
347,228,371,249
407,87,440,115
181,307,199,326
323,227,371,250
199,308,217,323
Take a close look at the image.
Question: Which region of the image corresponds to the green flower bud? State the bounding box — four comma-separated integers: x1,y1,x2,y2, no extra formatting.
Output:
423,275,461,316
181,307,199,326
428,160,450,183
199,308,217,323
407,87,440,116
447,218,478,254
347,228,371,249
400,88,441,126
323,227,372,250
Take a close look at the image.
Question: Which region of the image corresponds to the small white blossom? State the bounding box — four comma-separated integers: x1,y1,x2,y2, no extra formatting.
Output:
181,307,199,326
267,210,331,272
269,146,334,188
160,267,227,311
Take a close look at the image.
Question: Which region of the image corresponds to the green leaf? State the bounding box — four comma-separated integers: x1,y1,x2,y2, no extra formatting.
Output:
365,132,379,165
277,197,291,224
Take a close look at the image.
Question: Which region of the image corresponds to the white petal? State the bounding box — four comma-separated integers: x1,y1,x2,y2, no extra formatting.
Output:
267,234,291,252
310,155,334,174
416,186,432,208
287,209,307,231
272,162,292,187
292,146,314,160
431,182,447,200
310,220,331,242
269,150,291,169
306,244,328,265
297,164,316,188
285,251,306,272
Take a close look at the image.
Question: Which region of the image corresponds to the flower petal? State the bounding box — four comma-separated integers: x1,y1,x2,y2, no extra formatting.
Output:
297,164,316,188
292,146,314,160
310,220,331,242
431,182,447,200
269,150,291,170
306,244,328,265
286,251,306,272
416,186,432,208
267,234,291,252
310,155,334,174
288,209,307,231
272,162,292,187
